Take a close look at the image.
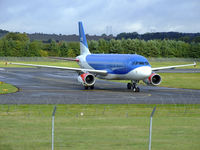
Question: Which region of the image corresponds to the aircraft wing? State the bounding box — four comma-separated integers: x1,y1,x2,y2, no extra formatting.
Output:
9,62,107,75
151,62,196,71
48,57,79,62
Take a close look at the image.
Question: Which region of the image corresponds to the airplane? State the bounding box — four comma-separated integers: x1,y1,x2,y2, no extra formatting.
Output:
10,22,196,92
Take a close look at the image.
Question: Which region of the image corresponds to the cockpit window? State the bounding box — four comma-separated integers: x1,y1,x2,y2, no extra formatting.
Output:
132,61,149,65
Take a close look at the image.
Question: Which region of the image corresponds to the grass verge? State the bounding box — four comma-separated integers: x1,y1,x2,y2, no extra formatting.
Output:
0,82,18,94
158,73,200,89
0,104,200,150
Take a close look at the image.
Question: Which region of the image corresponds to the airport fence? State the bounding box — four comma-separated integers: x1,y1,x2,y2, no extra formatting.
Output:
0,104,200,150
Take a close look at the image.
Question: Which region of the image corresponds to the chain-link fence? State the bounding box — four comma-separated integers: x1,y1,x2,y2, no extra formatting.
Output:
0,104,200,150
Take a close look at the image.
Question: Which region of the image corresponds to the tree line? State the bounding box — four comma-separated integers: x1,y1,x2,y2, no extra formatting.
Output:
0,32,200,58
116,32,200,43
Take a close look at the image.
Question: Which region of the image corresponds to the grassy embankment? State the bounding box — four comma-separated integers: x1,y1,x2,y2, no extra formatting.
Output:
0,104,200,150
0,60,199,90
0,82,18,94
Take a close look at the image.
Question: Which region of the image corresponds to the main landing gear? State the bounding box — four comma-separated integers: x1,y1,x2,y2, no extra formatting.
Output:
84,85,94,90
127,81,140,92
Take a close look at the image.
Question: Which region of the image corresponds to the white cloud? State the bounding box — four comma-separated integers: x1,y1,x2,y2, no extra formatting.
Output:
0,0,200,35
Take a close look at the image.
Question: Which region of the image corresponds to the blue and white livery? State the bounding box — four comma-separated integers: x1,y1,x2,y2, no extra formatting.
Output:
11,22,196,92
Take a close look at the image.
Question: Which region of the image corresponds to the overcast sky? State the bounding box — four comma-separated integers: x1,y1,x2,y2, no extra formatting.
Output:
0,0,200,35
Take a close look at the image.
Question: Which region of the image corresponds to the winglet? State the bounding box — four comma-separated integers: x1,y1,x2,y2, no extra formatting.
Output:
78,22,91,55
194,62,197,67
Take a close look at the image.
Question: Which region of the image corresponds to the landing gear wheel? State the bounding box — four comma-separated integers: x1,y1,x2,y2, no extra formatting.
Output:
132,87,136,92
136,87,140,92
132,87,140,92
127,83,132,89
130,80,140,92
90,85,94,89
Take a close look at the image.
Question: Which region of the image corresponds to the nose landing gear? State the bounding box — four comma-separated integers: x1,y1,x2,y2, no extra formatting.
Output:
127,81,140,92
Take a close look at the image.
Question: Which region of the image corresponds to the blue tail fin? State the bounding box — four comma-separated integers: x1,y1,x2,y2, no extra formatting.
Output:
78,22,91,55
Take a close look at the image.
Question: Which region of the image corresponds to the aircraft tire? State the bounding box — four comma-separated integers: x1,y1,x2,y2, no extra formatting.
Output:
132,87,140,92
136,87,140,92
127,83,132,89
90,85,94,89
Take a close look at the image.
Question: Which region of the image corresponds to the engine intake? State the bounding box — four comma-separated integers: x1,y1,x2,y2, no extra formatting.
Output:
143,73,161,86
77,73,96,86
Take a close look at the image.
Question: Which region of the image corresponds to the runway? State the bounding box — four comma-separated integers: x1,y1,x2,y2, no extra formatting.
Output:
0,68,199,104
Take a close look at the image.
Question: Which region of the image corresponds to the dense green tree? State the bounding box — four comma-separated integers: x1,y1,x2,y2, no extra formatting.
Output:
39,50,48,57
193,36,200,43
0,39,9,56
88,40,99,53
0,32,200,58
5,32,29,42
29,41,42,56
68,42,79,56
97,39,109,54
145,40,161,57
59,42,68,57
67,48,76,57
109,39,123,54
189,42,200,58
46,40,60,56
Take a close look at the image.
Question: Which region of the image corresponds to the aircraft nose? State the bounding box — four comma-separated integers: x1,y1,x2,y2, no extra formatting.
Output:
135,66,152,78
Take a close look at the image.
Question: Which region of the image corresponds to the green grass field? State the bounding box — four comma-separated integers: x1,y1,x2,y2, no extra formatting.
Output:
0,104,200,150
158,73,200,89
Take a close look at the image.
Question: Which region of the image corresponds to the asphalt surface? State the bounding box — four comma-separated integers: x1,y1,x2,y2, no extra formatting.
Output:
0,68,199,104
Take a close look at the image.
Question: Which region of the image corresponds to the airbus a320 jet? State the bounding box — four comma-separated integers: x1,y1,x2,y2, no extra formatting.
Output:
11,22,196,92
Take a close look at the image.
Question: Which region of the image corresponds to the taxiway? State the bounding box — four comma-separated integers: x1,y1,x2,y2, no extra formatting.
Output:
0,68,199,104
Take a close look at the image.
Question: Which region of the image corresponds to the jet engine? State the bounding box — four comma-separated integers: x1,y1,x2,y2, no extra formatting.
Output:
143,73,161,86
77,73,96,86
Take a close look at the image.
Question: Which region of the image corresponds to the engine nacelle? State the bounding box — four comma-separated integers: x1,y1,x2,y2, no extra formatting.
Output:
143,73,162,86
77,73,96,86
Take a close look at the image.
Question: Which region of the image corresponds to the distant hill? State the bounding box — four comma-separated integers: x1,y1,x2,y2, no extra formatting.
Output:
0,29,113,42
27,33,114,42
1,29,200,43
0,29,9,38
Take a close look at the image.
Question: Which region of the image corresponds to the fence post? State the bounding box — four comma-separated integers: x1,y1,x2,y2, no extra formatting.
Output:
52,106,57,150
149,106,156,150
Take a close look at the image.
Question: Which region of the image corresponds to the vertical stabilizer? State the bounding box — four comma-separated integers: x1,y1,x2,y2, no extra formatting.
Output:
79,22,91,55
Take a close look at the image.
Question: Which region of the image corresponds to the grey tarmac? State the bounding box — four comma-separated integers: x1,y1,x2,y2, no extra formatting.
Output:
0,68,199,104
